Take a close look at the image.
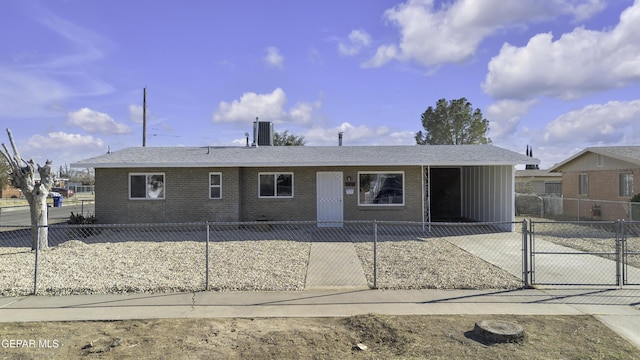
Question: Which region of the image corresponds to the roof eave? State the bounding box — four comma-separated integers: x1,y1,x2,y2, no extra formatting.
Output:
73,161,530,168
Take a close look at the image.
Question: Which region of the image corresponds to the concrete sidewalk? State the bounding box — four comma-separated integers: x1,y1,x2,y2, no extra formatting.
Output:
1,288,640,349
305,242,369,290
2,234,640,350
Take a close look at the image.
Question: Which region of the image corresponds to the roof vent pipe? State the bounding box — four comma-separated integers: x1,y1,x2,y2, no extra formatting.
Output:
338,132,343,146
252,117,259,147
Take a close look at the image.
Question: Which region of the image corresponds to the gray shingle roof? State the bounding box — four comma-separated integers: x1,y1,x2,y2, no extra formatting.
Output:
71,145,537,168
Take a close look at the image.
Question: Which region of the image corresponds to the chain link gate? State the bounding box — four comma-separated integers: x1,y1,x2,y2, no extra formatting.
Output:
525,219,640,288
622,220,640,285
527,219,620,287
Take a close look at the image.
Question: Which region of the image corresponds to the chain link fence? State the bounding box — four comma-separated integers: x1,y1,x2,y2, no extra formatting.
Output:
1,221,525,296
4,219,639,296
526,219,640,286
516,195,640,222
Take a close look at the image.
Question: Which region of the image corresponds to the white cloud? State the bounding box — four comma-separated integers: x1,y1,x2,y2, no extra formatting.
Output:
213,88,287,123
38,13,110,68
541,99,640,145
362,44,399,68
21,131,106,165
338,29,372,56
212,88,322,126
365,0,606,68
483,1,640,100
264,47,284,69
129,104,144,124
0,67,71,117
25,132,104,150
303,122,414,146
67,108,131,134
289,102,314,125
0,11,114,119
486,99,538,139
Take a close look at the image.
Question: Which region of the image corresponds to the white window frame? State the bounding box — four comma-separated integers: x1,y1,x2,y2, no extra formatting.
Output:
578,173,589,196
358,171,405,206
258,172,294,198
209,172,222,199
129,173,165,200
619,173,634,197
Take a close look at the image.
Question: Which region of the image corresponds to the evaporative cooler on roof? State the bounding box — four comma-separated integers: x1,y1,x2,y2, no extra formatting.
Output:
256,121,274,146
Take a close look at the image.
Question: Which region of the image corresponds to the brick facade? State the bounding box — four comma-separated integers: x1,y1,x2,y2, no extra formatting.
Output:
562,169,640,220
95,166,424,224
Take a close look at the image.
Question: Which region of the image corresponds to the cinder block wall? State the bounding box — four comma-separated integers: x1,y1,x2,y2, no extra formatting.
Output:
95,168,240,224
238,166,423,222
96,166,424,224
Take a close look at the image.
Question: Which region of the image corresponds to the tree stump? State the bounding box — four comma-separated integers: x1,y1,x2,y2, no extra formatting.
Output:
473,320,525,343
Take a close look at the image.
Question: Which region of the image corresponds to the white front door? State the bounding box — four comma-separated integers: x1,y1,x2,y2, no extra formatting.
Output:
316,172,343,227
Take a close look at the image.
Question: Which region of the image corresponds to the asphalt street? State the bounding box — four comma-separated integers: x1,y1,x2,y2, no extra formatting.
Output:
0,202,95,228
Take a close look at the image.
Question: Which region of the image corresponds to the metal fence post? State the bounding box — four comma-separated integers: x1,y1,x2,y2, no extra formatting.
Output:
522,218,529,288
205,221,210,291
33,225,40,295
527,219,535,286
373,220,378,289
617,219,623,287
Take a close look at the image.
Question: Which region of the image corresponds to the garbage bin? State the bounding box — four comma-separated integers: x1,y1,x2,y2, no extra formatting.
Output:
53,196,62,207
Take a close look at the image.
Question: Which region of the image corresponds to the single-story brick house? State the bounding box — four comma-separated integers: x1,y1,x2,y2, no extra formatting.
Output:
548,146,640,220
71,144,537,226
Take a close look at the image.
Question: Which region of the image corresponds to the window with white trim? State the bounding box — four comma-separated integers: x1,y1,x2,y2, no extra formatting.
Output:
358,172,404,206
130,173,165,199
259,173,293,198
578,174,588,195
620,173,633,197
209,172,222,199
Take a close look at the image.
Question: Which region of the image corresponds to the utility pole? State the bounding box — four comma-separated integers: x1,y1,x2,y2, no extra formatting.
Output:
142,87,147,147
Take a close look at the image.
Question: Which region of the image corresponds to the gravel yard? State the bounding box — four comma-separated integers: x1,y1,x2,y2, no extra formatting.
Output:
1,234,523,296
354,239,522,290
0,240,310,296
4,220,639,296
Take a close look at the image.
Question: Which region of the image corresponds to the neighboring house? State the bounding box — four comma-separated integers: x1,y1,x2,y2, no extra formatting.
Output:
515,169,562,195
0,185,21,199
548,146,640,220
71,144,537,227
516,145,562,196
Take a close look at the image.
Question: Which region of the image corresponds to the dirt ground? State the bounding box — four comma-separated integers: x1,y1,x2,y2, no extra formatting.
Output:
1,314,639,359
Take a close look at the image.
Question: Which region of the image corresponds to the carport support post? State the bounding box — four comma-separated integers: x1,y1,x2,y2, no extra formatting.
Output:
373,220,378,289
522,219,529,288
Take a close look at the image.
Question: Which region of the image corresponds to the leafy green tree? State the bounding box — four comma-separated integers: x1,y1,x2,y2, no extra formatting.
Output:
273,130,306,146
415,98,491,145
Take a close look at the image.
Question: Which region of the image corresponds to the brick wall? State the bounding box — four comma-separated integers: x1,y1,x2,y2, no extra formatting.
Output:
95,168,240,224
96,166,424,224
562,169,640,220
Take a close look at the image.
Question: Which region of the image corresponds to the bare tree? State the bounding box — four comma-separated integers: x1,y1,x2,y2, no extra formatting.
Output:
1,129,55,250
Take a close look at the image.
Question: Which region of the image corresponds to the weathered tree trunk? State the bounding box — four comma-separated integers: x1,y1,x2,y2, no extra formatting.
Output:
25,190,49,250
1,129,55,250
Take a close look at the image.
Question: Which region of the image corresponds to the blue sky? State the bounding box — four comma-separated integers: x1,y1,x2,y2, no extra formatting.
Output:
2,0,639,170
